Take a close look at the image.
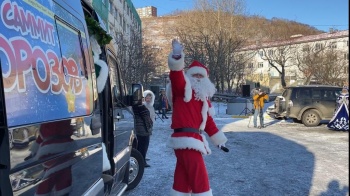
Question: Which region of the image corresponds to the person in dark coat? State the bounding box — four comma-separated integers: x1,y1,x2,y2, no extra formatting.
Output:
132,99,153,167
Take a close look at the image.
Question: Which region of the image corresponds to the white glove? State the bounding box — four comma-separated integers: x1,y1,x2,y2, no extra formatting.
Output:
172,39,183,56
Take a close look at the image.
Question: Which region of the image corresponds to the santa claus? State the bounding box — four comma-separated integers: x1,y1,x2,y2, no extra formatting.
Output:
166,39,227,196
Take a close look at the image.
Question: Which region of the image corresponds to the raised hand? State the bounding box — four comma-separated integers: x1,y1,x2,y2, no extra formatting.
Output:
172,39,183,56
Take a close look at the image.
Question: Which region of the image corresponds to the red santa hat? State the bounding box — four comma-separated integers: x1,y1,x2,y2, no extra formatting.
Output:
186,60,209,77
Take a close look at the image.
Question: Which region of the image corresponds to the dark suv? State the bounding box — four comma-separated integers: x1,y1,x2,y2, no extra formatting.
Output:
274,85,342,126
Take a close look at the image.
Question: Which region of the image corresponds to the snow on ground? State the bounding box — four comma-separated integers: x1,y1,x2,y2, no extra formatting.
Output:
123,101,349,196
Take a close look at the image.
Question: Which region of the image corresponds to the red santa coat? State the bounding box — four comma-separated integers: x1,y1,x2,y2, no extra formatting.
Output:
167,55,227,155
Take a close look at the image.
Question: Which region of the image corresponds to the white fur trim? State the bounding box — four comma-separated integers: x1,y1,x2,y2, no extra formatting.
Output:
199,101,209,131
210,131,228,146
167,136,211,155
192,189,213,196
201,133,211,155
168,51,185,71
143,90,155,106
170,188,191,196
94,57,109,93
183,74,192,102
208,106,215,116
90,35,102,56
102,143,111,171
186,66,208,77
54,186,72,196
166,83,173,108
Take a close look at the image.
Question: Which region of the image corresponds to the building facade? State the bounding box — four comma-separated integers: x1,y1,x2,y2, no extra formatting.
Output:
239,30,349,93
136,6,157,18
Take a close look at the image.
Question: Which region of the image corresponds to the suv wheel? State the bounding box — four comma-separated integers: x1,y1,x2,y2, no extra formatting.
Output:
302,109,321,127
126,148,144,191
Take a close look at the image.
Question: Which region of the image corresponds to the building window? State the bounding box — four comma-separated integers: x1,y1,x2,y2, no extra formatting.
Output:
329,41,337,48
268,49,273,56
114,8,118,18
259,50,264,57
109,1,113,12
315,43,323,50
345,53,349,60
258,62,263,68
279,49,284,55
302,45,310,52
248,62,254,68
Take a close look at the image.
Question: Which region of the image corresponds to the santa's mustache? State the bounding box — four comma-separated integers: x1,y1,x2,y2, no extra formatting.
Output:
188,76,216,100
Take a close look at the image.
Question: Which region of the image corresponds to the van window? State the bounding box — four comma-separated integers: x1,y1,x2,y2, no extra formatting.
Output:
56,19,86,79
1,1,93,127
107,52,122,102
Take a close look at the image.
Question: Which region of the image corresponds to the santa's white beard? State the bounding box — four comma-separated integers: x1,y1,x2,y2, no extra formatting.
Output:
188,76,216,101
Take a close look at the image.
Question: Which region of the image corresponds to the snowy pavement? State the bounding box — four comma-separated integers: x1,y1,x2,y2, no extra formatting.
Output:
123,102,349,196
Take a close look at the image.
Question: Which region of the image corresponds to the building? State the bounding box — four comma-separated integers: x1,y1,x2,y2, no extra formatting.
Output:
136,6,157,18
239,30,349,93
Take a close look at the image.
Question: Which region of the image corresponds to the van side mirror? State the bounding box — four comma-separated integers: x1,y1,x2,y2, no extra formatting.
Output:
131,83,143,105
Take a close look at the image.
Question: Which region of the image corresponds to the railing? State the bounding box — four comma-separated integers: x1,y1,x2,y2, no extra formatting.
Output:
212,93,241,102
212,93,280,102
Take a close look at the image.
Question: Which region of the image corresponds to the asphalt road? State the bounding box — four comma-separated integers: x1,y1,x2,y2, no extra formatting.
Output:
123,117,349,196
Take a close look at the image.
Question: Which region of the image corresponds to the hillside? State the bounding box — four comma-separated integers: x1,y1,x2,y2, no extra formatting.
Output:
141,14,324,75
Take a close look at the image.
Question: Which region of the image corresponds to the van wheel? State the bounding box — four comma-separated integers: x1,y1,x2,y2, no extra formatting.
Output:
126,148,144,191
302,109,321,127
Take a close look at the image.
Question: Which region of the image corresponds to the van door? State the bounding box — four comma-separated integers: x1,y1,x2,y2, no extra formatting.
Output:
1,0,104,195
106,50,134,191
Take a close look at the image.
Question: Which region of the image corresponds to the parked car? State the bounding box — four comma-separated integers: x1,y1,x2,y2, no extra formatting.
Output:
272,85,342,126
10,126,39,149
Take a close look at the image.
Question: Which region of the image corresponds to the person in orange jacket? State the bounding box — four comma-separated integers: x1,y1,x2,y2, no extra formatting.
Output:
253,88,269,128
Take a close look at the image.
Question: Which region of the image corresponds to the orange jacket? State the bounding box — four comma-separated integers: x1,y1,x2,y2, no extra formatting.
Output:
253,93,269,109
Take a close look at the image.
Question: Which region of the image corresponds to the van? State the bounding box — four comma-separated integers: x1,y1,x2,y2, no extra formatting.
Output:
274,85,342,126
0,0,144,195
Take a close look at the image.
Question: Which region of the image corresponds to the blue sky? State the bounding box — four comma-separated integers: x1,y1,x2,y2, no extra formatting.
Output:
131,0,349,32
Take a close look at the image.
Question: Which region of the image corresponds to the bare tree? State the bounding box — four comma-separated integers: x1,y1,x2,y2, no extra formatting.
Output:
260,42,297,88
173,0,247,93
139,44,159,87
295,42,348,86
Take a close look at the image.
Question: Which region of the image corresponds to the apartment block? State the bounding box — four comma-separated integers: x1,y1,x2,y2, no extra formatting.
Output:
136,6,157,18
239,30,349,93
